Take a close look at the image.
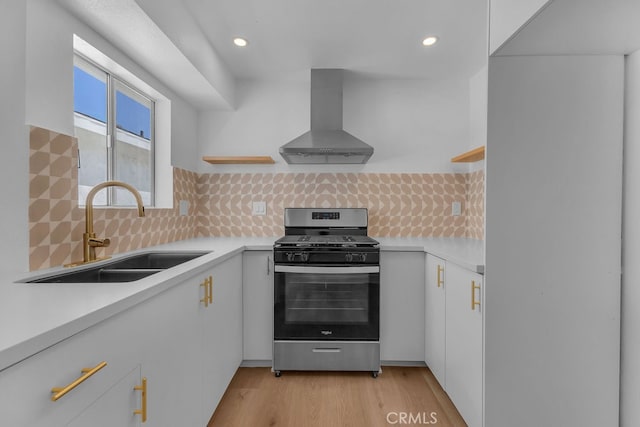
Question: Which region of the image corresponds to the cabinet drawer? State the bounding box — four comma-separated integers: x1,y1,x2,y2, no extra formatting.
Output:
0,307,143,427
66,366,141,427
273,341,380,372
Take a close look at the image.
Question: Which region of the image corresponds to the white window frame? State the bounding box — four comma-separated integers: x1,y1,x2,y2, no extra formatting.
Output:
73,34,173,209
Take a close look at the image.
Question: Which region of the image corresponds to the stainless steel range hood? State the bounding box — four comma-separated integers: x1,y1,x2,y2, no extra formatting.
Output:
279,69,374,164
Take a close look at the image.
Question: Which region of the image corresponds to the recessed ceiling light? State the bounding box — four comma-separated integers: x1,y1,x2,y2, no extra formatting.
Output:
233,37,248,47
422,36,438,47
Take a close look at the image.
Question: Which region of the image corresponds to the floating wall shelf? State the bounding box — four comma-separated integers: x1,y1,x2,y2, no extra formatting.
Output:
202,156,275,164
451,146,485,163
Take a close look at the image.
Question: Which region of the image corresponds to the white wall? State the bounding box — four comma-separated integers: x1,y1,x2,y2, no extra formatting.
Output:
0,0,29,274
485,55,623,427
489,0,550,54
468,65,488,173
197,76,472,174
170,96,199,172
621,49,640,427
25,0,199,171
345,75,470,173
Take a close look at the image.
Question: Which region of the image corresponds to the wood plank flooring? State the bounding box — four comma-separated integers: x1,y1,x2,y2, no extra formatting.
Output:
208,367,467,427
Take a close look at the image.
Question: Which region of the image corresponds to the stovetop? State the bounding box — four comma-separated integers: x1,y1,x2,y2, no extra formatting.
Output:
274,234,379,248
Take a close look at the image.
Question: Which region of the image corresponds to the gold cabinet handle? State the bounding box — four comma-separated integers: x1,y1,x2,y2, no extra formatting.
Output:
208,276,213,305
471,280,481,311
437,265,444,287
200,276,213,307
200,279,209,307
51,361,107,401
134,377,147,423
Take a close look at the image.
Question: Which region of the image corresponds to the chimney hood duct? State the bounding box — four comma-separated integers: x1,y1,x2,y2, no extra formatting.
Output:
279,69,374,164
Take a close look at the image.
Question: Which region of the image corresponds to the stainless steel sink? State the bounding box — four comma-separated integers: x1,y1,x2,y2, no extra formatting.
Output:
103,252,212,270
27,251,211,283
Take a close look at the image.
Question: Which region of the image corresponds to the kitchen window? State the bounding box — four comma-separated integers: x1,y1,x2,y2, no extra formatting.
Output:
73,54,155,207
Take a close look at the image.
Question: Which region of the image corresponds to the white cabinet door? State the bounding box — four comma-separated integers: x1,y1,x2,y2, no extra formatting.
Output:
242,250,273,362
379,251,425,362
445,263,483,427
201,254,243,424
424,254,446,386
135,277,202,427
67,366,141,427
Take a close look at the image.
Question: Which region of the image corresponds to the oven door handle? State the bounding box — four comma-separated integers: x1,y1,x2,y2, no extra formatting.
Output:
274,265,379,274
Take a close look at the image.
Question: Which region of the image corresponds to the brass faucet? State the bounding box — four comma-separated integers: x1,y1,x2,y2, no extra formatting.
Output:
80,180,145,264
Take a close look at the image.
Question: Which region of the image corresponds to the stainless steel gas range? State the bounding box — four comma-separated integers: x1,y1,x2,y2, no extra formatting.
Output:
272,208,381,378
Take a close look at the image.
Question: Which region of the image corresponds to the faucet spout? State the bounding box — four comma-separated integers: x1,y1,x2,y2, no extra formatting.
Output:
81,180,145,265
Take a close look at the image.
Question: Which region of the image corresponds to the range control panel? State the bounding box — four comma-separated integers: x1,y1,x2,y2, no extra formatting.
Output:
312,211,340,220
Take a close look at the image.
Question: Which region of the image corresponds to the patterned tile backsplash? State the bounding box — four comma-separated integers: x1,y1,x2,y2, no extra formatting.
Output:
29,126,484,270
196,172,484,239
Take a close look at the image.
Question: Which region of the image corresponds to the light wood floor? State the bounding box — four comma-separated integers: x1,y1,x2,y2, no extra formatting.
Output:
208,366,467,427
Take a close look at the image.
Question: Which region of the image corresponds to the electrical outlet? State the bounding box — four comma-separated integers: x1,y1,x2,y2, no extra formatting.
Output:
252,201,267,216
452,201,461,216
179,200,189,216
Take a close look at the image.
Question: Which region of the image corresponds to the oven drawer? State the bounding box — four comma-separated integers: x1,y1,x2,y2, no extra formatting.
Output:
273,340,380,372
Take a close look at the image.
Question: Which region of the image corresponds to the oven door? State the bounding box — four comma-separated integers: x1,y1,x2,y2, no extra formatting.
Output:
274,265,380,341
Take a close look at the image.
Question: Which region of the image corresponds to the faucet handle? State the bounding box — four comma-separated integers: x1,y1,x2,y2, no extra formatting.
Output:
87,237,110,248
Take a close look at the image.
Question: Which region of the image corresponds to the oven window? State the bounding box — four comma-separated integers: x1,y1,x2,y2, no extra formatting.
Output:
284,273,370,324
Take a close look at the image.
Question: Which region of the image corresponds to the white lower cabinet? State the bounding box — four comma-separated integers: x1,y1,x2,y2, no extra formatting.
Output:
0,295,146,427
200,254,243,423
0,253,245,427
242,250,273,362
445,262,483,427
379,251,425,362
67,366,142,427
139,253,244,426
424,253,446,386
424,254,484,427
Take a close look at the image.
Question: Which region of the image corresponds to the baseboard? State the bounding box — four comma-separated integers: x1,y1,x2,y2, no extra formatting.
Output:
240,360,427,368
381,360,427,367
241,360,272,368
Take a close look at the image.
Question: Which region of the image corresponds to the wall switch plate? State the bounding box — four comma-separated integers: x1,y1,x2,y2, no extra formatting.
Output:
252,201,267,216
452,201,462,216
179,200,189,216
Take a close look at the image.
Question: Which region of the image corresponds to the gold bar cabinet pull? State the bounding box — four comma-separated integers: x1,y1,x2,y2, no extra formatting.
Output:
51,361,107,401
208,276,213,304
134,377,147,422
200,280,209,307
437,265,444,287
471,280,481,311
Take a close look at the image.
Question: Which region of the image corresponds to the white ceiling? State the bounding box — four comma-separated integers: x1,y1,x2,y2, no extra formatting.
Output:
57,0,488,109
181,0,488,81
495,0,640,56
52,0,640,109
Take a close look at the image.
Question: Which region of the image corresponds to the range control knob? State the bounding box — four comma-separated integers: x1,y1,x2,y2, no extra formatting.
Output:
345,253,354,262
287,252,295,262
359,253,367,262
300,252,309,262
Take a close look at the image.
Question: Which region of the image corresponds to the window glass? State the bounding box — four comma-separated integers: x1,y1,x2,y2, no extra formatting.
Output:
114,80,153,205
74,57,108,205
73,55,155,206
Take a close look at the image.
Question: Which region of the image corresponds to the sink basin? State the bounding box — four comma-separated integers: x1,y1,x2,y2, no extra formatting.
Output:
27,251,211,283
102,251,212,270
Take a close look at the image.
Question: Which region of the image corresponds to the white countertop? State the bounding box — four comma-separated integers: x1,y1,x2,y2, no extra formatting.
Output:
377,237,484,273
0,236,483,373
